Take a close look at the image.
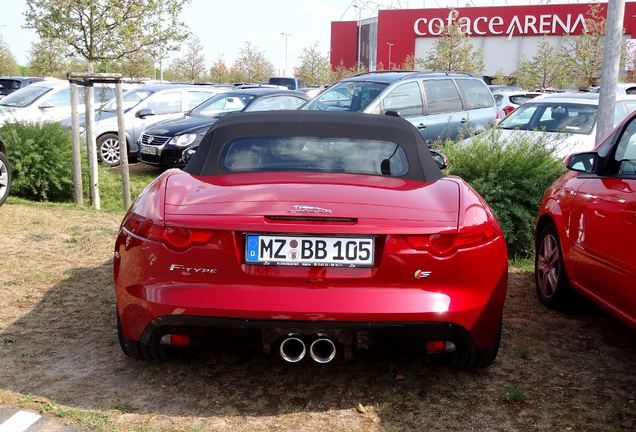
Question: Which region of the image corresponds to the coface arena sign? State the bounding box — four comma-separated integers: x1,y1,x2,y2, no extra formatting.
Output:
414,9,589,40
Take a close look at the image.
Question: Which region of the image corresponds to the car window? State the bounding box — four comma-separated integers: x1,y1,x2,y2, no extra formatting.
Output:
185,91,215,110
146,92,182,115
509,94,540,105
303,81,388,112
95,87,115,105
455,79,494,110
382,82,423,117
193,94,255,116
500,103,597,135
624,101,636,114
625,87,636,95
422,79,463,114
221,136,409,177
248,95,306,111
102,89,153,112
614,118,636,176
46,89,72,107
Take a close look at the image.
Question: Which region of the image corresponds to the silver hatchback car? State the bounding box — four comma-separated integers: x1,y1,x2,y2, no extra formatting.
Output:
302,71,497,142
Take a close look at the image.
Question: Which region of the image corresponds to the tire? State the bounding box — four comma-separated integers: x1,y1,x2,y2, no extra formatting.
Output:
97,133,121,167
116,313,173,361
432,322,502,369
0,151,11,207
535,223,573,309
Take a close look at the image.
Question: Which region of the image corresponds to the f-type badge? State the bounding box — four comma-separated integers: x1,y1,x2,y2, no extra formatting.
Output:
414,270,432,280
288,205,333,215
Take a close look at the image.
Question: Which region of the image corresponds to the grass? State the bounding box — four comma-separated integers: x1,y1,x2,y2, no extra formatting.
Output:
95,163,159,212
510,257,534,273
500,385,527,403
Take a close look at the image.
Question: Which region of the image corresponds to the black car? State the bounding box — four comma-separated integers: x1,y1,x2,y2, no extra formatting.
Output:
138,88,309,167
0,77,45,99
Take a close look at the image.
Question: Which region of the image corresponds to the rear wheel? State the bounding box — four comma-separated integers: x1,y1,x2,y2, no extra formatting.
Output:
432,322,501,369
97,133,121,167
0,151,11,206
535,223,573,309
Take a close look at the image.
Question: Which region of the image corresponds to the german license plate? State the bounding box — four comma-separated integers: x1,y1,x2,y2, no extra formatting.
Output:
245,234,374,267
140,145,158,155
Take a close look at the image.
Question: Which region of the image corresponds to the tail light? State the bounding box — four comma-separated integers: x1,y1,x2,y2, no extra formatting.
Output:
502,105,516,116
403,225,498,257
123,213,214,251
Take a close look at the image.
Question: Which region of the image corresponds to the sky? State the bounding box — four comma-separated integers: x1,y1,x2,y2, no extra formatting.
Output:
0,0,599,75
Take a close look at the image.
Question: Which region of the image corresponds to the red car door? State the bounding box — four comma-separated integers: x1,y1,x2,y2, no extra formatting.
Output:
568,117,636,323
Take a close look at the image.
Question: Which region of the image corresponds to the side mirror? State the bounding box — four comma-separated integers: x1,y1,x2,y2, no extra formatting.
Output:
135,108,155,119
430,150,448,170
38,101,54,109
566,152,598,173
182,145,199,164
385,110,401,117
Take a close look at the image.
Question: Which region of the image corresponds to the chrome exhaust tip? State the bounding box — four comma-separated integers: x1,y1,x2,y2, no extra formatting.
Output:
279,336,306,363
309,337,337,364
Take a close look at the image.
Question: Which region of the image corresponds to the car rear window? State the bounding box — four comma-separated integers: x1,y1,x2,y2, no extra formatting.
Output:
0,80,21,94
509,94,541,105
220,136,409,177
455,79,493,110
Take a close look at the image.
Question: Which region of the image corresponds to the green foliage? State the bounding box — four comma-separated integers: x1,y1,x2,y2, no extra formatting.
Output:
0,39,20,76
500,385,527,403
27,38,69,78
515,38,572,90
443,130,566,258
232,42,275,83
297,42,331,86
24,0,190,68
164,35,207,83
417,10,483,74
1,122,74,202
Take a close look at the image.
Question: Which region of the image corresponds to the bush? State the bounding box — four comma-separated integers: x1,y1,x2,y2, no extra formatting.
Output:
1,122,74,202
442,129,566,258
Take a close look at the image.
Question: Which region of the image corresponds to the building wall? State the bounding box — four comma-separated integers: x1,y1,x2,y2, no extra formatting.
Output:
332,2,636,76
330,21,358,70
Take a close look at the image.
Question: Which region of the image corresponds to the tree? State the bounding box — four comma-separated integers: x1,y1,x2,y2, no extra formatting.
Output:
24,0,190,71
179,35,207,82
417,10,483,74
330,60,357,82
296,43,331,86
491,70,511,86
209,56,231,83
27,38,68,77
232,42,274,83
514,39,571,90
0,39,19,76
116,49,156,79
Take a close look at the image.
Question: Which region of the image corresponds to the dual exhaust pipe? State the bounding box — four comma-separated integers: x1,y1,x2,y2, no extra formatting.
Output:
279,334,337,364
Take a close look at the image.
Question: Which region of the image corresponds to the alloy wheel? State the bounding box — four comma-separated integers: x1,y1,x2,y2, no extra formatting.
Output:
537,233,561,299
100,137,121,165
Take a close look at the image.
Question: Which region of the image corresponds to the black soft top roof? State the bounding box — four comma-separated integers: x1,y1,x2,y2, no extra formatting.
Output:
184,110,443,182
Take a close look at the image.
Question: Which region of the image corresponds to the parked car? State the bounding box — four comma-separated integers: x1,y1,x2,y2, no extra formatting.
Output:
115,110,508,367
0,80,133,127
486,93,636,157
535,110,636,329
302,72,497,142
590,83,636,95
0,77,45,100
297,86,326,99
75,84,226,166
0,136,10,206
138,88,308,168
493,91,543,119
268,76,306,90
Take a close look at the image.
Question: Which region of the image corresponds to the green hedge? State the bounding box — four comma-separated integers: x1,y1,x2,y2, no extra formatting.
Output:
442,129,566,258
1,122,74,202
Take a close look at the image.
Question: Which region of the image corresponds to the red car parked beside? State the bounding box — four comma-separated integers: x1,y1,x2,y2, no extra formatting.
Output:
536,111,636,328
114,111,508,367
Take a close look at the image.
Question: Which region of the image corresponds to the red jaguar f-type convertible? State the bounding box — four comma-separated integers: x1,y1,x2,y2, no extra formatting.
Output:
114,111,508,368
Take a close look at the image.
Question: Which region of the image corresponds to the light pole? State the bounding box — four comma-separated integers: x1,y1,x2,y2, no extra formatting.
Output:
281,32,291,76
353,3,362,71
387,42,394,70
